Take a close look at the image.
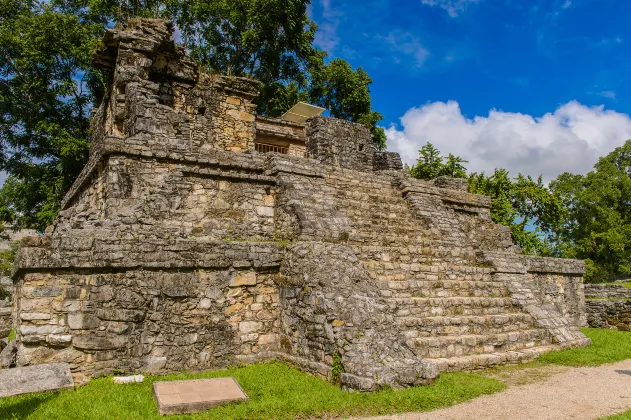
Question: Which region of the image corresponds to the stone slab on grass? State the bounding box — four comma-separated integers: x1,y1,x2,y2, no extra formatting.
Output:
153,377,248,416
0,363,74,398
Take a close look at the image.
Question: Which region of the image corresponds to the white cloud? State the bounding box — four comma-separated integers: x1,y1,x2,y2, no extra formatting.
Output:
386,100,631,181
597,90,617,101
313,0,342,51
383,31,430,68
562,0,572,9
420,0,480,17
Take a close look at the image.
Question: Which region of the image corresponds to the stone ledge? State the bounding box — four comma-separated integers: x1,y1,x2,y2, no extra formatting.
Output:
13,236,284,274
525,256,585,274
61,137,269,210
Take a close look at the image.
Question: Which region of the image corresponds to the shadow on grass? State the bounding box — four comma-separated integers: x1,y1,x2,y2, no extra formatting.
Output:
3,392,58,419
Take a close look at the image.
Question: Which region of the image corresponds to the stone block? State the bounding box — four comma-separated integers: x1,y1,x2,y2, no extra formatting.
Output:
72,334,126,350
230,272,257,287
0,363,74,398
238,321,262,334
153,377,248,416
67,312,101,330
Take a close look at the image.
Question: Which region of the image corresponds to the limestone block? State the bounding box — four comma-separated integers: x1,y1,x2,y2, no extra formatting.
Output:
238,321,262,334
72,334,126,350
67,312,101,330
230,272,257,287
0,363,74,398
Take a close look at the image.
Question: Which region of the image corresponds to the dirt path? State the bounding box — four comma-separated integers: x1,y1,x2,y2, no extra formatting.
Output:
357,359,631,420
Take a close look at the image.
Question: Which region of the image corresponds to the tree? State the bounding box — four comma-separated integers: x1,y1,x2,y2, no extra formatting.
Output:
409,142,446,180
469,170,563,255
550,140,631,282
0,0,386,229
0,0,102,230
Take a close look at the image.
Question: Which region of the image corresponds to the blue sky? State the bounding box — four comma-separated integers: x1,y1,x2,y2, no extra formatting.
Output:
309,0,631,180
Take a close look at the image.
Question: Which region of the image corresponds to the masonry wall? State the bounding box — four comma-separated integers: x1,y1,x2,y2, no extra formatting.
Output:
585,284,631,330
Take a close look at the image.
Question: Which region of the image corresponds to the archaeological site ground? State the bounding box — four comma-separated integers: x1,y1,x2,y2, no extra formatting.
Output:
4,19,593,393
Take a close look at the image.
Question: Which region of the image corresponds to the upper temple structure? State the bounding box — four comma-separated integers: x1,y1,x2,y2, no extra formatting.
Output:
9,19,590,390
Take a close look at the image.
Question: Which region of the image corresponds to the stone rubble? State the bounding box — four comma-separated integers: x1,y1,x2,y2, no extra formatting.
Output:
8,18,590,390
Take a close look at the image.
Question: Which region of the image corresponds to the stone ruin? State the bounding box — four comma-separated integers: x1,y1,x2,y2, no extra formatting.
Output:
7,19,590,390
585,284,631,331
0,228,37,341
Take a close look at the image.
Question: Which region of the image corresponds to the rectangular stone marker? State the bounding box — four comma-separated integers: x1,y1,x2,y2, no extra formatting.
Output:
153,377,248,416
0,363,74,398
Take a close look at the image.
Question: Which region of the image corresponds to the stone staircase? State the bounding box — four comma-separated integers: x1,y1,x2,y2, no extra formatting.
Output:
279,168,588,374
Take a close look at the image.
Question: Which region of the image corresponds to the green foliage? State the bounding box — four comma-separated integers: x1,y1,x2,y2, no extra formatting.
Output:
0,361,505,419
0,285,9,299
0,0,104,230
550,140,631,282
7,327,14,341
409,143,468,180
537,328,631,366
0,241,17,277
469,170,563,255
331,350,343,386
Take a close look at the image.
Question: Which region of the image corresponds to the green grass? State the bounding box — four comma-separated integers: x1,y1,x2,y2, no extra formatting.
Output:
602,410,631,419
537,328,631,367
5,328,631,419
0,362,505,420
601,282,631,289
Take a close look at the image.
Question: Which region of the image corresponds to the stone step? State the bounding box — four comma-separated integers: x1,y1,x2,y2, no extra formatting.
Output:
405,329,550,359
377,280,507,298
396,313,534,335
431,338,592,372
389,296,515,316
352,245,480,264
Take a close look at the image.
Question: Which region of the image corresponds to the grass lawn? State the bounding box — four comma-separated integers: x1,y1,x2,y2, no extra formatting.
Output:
0,362,505,420
4,328,631,419
537,328,631,367
601,282,631,289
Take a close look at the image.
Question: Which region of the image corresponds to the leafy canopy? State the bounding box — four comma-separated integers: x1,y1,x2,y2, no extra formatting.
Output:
0,0,102,230
550,140,631,282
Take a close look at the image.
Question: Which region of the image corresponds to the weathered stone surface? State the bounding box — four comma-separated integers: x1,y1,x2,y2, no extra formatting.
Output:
153,377,248,415
8,18,589,391
0,340,16,368
585,285,631,330
0,363,74,397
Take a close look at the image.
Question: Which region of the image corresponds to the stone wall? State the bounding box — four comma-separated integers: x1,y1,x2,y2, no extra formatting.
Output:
587,300,631,331
10,19,589,389
305,117,376,172
585,284,631,330
585,284,631,299
0,228,37,339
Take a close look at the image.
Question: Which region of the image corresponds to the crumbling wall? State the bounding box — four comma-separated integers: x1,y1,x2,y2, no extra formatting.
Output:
585,284,631,299
0,229,37,340
584,284,631,330
305,117,376,172
587,300,631,330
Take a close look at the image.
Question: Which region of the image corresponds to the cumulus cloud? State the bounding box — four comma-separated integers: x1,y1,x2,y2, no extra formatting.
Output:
386,100,631,181
420,0,481,17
